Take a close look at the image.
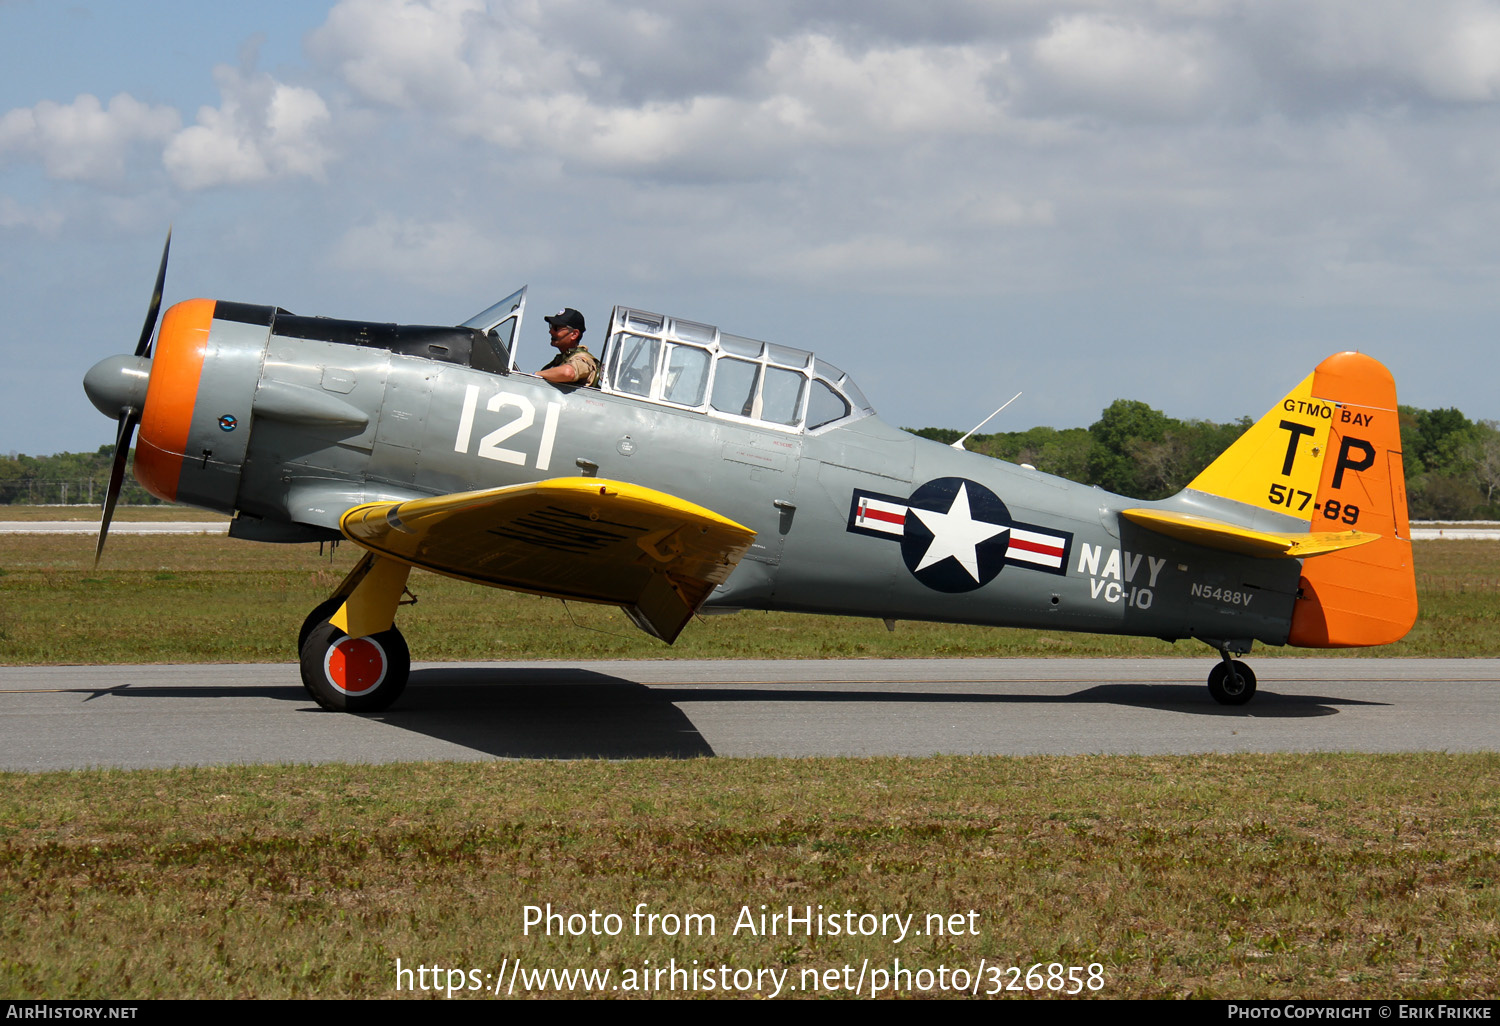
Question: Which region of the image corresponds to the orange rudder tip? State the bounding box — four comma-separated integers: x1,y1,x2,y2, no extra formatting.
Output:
1287,352,1416,647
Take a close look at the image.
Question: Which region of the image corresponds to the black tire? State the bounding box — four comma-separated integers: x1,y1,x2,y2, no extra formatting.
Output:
299,621,410,712
298,597,345,656
1207,660,1257,706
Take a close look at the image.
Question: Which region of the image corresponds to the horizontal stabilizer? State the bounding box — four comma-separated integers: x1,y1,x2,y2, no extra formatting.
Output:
1120,508,1379,559
339,478,756,644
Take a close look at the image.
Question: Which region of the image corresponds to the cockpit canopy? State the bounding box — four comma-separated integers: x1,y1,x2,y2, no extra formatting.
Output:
460,288,874,433
599,306,874,433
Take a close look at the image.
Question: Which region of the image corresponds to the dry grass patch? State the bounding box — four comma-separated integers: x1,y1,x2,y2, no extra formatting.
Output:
1,755,1496,999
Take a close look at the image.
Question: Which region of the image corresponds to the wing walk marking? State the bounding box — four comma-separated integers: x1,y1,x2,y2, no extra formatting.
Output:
484,529,621,555
486,505,649,554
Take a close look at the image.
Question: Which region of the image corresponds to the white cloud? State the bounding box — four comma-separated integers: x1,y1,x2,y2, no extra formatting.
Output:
1245,1,1500,107
308,0,487,110
262,1,1500,302
309,2,1015,180
0,93,179,182
162,66,333,189
1416,7,1500,100
758,33,1004,138
1027,14,1229,120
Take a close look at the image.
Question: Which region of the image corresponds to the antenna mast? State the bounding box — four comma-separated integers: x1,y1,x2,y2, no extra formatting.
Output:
951,391,1022,451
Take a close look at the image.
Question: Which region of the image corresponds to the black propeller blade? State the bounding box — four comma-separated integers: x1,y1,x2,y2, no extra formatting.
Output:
97,228,170,563
134,227,170,358
95,412,140,565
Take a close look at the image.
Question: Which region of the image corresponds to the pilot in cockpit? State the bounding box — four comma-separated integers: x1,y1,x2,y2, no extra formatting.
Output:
536,308,599,387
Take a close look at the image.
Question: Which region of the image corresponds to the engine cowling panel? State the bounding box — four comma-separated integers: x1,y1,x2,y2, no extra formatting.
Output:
135,299,265,513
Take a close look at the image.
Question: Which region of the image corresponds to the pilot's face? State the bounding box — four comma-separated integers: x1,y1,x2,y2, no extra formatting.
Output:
548,324,579,352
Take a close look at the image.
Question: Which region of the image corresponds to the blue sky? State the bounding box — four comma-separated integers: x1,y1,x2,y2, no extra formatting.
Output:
6,0,1500,456
0,3,321,112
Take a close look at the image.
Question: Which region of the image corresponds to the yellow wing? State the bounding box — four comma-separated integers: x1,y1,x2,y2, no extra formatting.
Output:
338,478,756,643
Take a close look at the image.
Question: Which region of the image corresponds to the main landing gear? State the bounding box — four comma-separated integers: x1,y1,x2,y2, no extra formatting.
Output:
299,612,411,713
1206,643,1257,706
297,554,414,713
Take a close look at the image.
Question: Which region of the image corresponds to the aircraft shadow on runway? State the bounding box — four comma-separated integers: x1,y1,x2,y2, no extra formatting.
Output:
371,669,715,759
86,669,1385,760
361,668,1379,759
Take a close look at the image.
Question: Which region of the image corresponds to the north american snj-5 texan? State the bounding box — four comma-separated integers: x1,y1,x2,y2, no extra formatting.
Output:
83,234,1416,712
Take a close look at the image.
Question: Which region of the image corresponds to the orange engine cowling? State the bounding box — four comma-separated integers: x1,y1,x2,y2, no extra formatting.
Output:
134,299,214,502
133,299,265,514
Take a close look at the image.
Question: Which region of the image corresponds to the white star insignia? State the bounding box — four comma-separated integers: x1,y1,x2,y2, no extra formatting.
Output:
909,483,1009,581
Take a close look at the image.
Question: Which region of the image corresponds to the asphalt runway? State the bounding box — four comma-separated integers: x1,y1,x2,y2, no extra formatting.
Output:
0,658,1495,769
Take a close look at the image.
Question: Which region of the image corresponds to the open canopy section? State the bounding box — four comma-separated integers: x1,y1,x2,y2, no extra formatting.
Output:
461,286,528,372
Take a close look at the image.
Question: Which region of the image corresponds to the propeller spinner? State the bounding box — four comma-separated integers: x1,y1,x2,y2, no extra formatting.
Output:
82,229,170,563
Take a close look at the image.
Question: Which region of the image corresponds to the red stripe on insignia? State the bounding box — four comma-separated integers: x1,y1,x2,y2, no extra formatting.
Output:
863,508,906,526
1009,537,1063,558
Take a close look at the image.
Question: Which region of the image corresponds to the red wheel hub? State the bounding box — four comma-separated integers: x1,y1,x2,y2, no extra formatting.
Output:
324,637,387,696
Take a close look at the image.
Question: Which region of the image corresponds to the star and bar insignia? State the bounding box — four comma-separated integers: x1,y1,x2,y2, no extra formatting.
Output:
847,477,1073,593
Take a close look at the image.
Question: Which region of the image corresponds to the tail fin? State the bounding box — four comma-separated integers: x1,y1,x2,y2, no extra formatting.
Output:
1186,352,1416,647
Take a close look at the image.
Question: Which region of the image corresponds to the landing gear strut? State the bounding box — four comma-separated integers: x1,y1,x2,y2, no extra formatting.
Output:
1206,646,1256,706
297,552,415,712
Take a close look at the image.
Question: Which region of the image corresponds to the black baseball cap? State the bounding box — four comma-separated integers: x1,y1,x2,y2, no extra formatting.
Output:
545,308,586,332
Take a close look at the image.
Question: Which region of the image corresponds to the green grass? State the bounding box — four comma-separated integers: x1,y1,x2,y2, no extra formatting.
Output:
1,755,1495,999
0,535,1495,663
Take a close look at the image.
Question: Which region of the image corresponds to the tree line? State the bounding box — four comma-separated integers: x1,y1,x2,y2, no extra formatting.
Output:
5,402,1498,519
0,447,161,506
906,402,1500,520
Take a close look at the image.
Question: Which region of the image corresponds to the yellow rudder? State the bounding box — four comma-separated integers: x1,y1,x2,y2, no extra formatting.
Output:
1287,353,1416,646
1187,352,1416,647
1187,370,1333,517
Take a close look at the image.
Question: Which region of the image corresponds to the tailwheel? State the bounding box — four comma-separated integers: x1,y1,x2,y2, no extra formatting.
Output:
1207,659,1256,706
299,621,410,712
